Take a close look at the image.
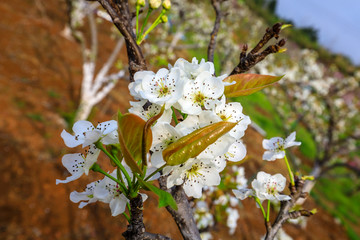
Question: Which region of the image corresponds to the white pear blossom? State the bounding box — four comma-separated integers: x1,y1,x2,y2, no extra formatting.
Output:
70,180,100,208
128,100,172,124
164,158,221,198
262,132,301,161
251,171,291,202
151,122,183,167
214,102,251,139
131,68,184,109
177,71,225,115
61,120,119,148
173,57,215,80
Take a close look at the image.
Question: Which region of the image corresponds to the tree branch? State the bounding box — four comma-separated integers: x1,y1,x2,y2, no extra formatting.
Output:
158,176,201,240
97,0,146,81
230,23,285,75
265,179,314,240
207,0,225,63
123,195,172,240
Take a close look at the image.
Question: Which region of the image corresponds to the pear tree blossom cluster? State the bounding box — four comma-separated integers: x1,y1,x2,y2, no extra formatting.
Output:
255,49,360,195
129,57,251,198
57,57,251,219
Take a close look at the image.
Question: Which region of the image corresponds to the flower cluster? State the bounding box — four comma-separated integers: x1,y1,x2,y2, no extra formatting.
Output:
129,57,251,198
57,120,152,216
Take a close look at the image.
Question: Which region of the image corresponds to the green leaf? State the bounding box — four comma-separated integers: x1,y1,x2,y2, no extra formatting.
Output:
162,121,237,166
142,105,164,166
118,112,152,173
136,177,177,210
224,74,283,97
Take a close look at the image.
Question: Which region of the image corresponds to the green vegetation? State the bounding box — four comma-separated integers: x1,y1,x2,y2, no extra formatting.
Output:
312,170,360,238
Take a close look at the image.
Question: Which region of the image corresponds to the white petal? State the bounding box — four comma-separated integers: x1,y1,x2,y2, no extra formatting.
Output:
70,191,88,203
102,130,119,145
277,194,291,201
84,147,100,175
226,140,246,162
262,151,276,161
56,173,83,184
61,130,82,148
110,194,128,216
151,151,166,168
183,180,203,198
97,120,118,135
61,153,85,175
73,120,95,135
82,130,102,147
285,132,296,143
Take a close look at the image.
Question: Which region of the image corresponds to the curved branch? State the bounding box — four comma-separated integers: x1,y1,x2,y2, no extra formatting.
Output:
158,176,201,240
265,179,314,240
230,23,286,75
97,0,146,81
207,0,224,63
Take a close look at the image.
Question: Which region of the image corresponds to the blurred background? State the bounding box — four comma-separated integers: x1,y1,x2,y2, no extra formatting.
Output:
0,0,359,239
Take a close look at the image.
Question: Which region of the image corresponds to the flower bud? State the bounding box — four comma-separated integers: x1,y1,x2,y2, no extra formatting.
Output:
136,0,145,7
162,0,171,10
161,15,168,23
149,0,161,9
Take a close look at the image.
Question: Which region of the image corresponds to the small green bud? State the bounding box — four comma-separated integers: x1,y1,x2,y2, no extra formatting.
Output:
149,0,161,9
310,208,317,215
161,15,168,23
136,0,145,7
162,0,171,10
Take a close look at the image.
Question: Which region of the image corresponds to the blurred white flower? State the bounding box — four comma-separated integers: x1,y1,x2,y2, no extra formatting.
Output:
262,132,301,161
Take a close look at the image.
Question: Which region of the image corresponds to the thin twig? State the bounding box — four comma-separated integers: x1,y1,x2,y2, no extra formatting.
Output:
230,23,286,75
264,179,314,240
207,0,224,63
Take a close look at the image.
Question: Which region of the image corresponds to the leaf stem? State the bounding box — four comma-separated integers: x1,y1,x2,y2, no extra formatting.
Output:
266,200,271,222
95,142,133,188
254,197,266,220
136,5,140,37
144,163,166,181
123,212,130,222
91,163,128,194
138,9,166,44
137,8,153,43
171,107,179,125
284,153,295,186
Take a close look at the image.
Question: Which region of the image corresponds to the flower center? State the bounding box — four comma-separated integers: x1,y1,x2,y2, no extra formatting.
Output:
194,92,206,106
156,80,171,98
186,164,202,179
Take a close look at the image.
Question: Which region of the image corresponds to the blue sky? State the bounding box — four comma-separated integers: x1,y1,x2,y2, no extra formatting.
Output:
276,0,360,65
